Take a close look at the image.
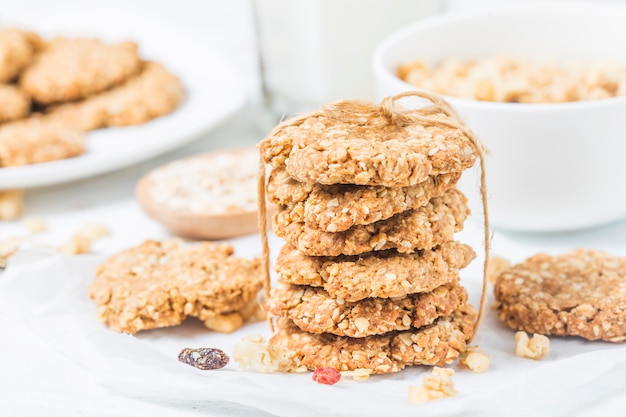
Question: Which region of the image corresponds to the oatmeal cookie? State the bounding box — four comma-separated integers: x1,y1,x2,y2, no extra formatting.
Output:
493,249,626,342
47,61,183,129
0,85,30,124
268,281,468,338
0,117,84,167
269,305,476,374
273,187,469,256
0,28,41,82
88,239,263,334
258,99,478,187
20,37,141,104
275,241,475,302
267,167,460,232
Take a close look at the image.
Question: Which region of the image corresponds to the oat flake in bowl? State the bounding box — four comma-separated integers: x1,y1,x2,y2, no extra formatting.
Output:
136,146,266,239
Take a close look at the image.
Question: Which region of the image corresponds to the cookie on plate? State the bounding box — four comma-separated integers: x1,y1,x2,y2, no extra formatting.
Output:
88,239,263,334
0,85,30,124
0,117,84,167
20,37,141,104
493,249,626,342
268,281,467,338
267,167,461,233
46,61,184,130
273,187,469,257
0,28,42,82
275,241,475,302
270,305,476,374
258,95,478,187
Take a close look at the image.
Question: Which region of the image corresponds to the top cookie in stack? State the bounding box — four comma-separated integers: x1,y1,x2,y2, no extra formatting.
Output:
258,92,483,375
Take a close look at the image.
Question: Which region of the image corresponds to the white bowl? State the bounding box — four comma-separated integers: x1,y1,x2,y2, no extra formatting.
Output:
373,3,626,232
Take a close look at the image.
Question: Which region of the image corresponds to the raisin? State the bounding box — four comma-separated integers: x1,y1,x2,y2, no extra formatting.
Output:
178,347,230,370
312,367,341,385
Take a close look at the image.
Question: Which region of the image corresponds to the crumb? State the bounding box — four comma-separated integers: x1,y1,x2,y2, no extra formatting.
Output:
459,346,490,373
515,331,550,360
0,189,24,220
22,216,47,233
340,368,373,381
486,255,510,284
233,334,305,373
58,234,92,255
408,367,457,405
75,222,110,241
204,298,265,333
0,237,23,267
58,222,109,255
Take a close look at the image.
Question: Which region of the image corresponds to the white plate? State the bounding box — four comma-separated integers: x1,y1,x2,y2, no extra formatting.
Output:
0,7,247,189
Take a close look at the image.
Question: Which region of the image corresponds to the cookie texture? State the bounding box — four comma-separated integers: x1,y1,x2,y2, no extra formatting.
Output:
88,240,263,334
268,167,460,232
493,249,626,342
47,61,184,130
269,306,476,374
0,28,41,82
273,187,469,256
0,85,30,123
20,37,141,104
268,281,467,337
275,241,475,302
258,108,478,187
0,117,84,167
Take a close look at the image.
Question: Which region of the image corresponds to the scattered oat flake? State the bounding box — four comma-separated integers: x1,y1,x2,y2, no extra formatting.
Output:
341,368,373,381
148,149,258,215
233,334,304,373
487,255,511,284
515,331,550,360
178,347,230,370
76,222,110,240
0,189,23,220
408,367,457,405
22,216,47,233
312,367,341,385
459,346,490,373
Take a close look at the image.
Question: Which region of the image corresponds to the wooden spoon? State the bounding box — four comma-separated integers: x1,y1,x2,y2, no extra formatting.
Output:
136,146,274,240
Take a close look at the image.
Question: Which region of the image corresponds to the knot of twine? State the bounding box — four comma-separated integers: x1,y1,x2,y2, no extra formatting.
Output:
259,91,491,340
322,90,457,126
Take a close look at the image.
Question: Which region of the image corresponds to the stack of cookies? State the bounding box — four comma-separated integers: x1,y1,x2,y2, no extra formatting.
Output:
258,92,482,374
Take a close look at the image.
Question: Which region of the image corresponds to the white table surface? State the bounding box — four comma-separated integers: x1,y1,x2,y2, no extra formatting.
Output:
2,1,626,416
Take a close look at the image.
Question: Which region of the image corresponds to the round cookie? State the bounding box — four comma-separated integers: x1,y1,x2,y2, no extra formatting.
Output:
269,305,476,374
258,94,478,187
46,61,184,130
267,167,461,233
268,281,468,338
275,240,475,302
20,37,141,104
273,187,469,257
0,85,30,124
0,28,42,83
493,249,626,342
88,239,263,334
0,117,84,167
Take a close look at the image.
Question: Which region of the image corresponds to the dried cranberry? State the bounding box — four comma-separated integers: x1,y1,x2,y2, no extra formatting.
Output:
312,367,341,385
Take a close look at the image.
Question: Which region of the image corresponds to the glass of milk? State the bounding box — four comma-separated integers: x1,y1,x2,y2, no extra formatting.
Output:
253,0,444,118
